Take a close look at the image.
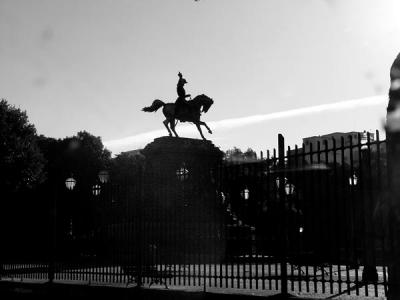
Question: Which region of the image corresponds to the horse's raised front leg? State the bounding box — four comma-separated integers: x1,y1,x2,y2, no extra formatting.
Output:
195,122,206,140
163,119,172,136
199,121,212,134
170,120,179,137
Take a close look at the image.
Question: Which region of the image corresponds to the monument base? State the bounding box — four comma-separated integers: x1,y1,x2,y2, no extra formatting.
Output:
140,136,225,263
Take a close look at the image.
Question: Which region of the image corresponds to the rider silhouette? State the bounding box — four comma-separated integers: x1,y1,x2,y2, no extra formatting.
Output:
175,72,191,117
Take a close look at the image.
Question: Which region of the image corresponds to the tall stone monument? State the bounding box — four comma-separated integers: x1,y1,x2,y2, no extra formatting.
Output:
140,137,225,263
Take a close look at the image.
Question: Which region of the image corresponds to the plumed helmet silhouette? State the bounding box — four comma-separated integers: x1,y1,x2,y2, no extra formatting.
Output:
178,72,188,84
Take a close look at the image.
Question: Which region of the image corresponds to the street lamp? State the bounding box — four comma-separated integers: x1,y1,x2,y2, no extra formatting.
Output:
49,175,77,283
285,183,295,195
176,164,189,181
92,184,101,196
65,177,76,190
241,187,250,200
361,131,368,150
348,172,359,272
98,170,110,184
348,173,358,186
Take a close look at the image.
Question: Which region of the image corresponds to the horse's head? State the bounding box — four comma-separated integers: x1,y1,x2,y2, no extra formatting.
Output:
197,94,214,113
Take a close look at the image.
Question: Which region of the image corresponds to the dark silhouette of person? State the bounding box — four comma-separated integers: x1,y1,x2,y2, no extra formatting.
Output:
175,72,191,117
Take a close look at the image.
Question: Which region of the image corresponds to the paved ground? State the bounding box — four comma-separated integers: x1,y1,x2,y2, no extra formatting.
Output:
1,263,388,299
0,280,389,300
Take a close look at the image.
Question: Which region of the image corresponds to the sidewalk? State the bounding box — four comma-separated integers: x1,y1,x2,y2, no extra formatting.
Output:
0,281,322,300
0,275,387,300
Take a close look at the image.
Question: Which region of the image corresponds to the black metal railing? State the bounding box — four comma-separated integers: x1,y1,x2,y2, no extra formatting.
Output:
0,131,391,298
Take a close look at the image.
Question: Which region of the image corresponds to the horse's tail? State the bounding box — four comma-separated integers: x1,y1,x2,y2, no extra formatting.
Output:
142,99,165,112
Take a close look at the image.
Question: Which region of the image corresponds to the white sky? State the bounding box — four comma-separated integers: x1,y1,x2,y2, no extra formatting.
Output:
0,0,399,154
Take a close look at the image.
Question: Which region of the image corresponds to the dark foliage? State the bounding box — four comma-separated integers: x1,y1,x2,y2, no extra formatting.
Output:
110,151,144,185
37,131,111,184
224,147,257,161
0,99,45,192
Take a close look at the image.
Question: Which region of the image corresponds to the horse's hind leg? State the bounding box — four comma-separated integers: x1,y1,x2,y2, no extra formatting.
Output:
195,123,206,140
163,119,172,136
170,120,179,137
199,121,212,134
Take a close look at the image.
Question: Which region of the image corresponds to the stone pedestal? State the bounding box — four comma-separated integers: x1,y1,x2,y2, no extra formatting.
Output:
141,137,224,263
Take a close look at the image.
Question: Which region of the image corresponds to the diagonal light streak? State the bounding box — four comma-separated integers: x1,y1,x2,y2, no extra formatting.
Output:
104,95,387,153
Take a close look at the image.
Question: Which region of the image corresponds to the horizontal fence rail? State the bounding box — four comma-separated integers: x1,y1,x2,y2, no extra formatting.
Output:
0,131,392,299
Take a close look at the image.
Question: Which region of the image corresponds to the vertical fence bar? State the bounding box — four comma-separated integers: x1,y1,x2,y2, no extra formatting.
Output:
272,148,278,291
350,135,360,296
217,164,222,289
332,137,343,295
287,145,294,293
315,140,320,292
136,165,144,287
324,139,334,295
294,144,302,294
302,142,310,294
308,141,316,293
278,134,288,296
173,169,178,287
316,140,324,294
377,131,388,297
357,132,368,297
263,150,269,291
340,136,350,294
363,132,379,295
249,167,254,290
234,164,240,289
48,182,57,283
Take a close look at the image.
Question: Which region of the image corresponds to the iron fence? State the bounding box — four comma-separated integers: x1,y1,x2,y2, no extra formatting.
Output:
0,131,392,298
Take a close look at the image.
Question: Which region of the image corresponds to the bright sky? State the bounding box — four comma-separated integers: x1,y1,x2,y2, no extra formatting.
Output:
1,0,399,155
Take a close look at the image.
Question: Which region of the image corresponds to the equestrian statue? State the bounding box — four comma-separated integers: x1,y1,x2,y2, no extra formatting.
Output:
142,72,214,140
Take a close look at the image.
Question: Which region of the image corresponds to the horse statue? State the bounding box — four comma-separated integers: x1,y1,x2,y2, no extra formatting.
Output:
142,94,214,140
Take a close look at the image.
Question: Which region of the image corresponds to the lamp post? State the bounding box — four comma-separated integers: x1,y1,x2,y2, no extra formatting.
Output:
284,182,298,257
64,176,77,239
348,173,358,267
359,142,378,284
48,171,109,283
48,175,77,283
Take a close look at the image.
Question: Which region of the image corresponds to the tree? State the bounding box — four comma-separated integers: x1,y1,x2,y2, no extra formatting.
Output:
37,131,111,184
0,99,46,258
224,147,257,161
0,99,45,192
36,131,112,237
243,148,257,160
224,147,243,161
110,151,145,185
